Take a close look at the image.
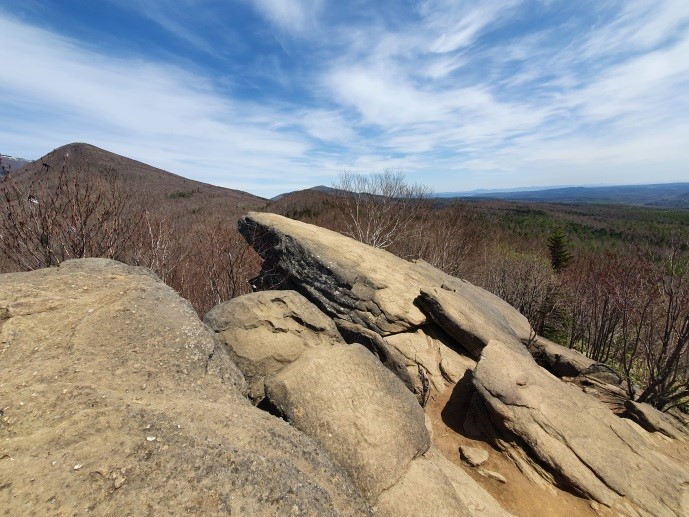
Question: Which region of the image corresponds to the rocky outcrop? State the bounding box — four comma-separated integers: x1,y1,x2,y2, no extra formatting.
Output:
239,212,689,516
474,340,689,515
625,400,689,440
239,212,530,393
0,260,370,516
202,279,510,514
204,290,344,401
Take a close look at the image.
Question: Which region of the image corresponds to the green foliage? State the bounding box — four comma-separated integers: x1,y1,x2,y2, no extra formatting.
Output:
547,226,573,272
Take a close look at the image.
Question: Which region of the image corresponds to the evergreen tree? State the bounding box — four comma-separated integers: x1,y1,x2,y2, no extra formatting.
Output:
547,226,572,272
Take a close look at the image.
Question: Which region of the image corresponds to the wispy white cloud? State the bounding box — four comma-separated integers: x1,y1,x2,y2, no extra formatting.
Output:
2,0,688,196
418,0,521,53
249,0,323,34
0,14,323,196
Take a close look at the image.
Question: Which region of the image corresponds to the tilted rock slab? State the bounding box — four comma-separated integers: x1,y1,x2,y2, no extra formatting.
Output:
239,212,531,392
624,400,689,441
0,259,370,516
474,340,689,516
204,290,344,401
528,336,622,384
239,213,531,340
417,286,530,360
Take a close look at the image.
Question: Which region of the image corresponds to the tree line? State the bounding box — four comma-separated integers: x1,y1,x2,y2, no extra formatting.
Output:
1,163,686,413
0,160,260,315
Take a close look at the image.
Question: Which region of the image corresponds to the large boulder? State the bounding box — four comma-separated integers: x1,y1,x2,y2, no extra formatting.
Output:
473,340,689,516
264,343,430,502
204,290,343,401
263,343,510,515
0,259,370,516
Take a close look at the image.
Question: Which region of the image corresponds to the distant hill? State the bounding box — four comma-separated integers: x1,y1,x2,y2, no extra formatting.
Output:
271,185,346,201
8,143,266,222
447,183,689,209
266,187,341,222
0,154,31,175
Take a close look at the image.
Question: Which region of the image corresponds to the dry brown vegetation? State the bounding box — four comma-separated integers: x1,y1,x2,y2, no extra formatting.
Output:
0,143,265,315
2,148,687,413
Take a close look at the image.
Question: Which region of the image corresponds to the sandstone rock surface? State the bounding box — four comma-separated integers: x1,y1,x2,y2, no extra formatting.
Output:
204,290,343,400
264,343,430,502
625,400,688,440
239,213,532,342
262,343,510,516
239,213,689,517
0,260,370,516
529,336,621,384
473,340,689,516
459,446,489,467
418,286,528,360
239,211,530,391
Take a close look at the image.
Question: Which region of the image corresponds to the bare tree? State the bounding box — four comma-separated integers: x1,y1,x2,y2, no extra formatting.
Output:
174,220,262,315
558,243,689,411
131,211,188,284
481,245,558,333
397,201,485,278
333,170,430,249
1,162,144,270
632,241,689,410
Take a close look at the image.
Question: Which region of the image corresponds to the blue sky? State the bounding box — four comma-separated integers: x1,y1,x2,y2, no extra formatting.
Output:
1,0,688,197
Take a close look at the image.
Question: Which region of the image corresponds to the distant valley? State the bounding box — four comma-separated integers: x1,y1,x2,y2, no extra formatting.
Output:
441,183,689,209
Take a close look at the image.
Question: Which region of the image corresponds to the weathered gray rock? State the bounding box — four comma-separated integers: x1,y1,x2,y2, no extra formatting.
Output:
417,286,529,360
239,213,532,341
529,336,621,384
240,213,429,334
473,339,689,516
264,343,430,502
625,400,688,440
0,260,370,516
460,446,489,467
204,290,343,400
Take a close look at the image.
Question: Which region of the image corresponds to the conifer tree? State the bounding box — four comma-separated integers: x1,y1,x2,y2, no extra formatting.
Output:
547,225,572,272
